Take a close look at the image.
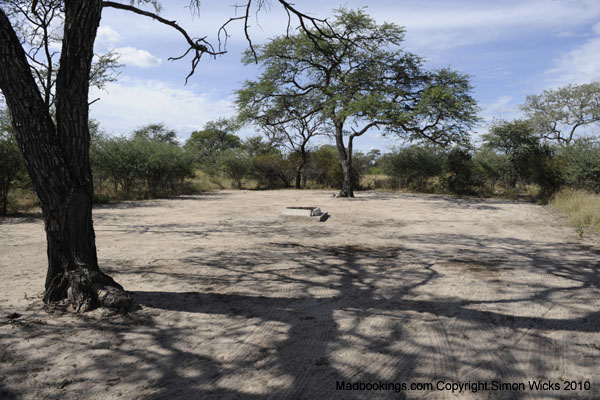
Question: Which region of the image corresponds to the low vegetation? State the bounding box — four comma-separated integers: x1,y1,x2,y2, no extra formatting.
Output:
2,85,599,240
3,118,599,219
551,189,600,234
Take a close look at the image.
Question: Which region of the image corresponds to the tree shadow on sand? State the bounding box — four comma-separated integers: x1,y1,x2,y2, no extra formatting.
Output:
2,235,599,399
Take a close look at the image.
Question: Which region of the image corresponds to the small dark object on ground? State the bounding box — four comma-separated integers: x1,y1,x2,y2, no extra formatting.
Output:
6,312,21,320
58,379,72,389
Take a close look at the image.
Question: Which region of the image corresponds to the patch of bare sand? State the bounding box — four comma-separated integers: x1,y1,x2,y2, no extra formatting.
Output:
1,190,599,399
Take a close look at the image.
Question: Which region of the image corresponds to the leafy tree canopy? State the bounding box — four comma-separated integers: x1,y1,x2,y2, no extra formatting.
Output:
237,8,479,196
132,123,179,145
521,82,600,145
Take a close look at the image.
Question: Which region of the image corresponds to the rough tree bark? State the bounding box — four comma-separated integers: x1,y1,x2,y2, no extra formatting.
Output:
0,2,131,312
334,121,354,197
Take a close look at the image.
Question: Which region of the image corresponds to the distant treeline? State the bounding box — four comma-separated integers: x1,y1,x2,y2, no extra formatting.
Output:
1,117,599,214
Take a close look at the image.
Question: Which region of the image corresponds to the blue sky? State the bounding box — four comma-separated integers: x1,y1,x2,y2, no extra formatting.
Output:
89,0,600,152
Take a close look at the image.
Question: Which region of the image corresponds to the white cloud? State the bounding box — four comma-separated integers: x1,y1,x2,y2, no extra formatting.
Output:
114,47,162,68
89,79,236,138
545,33,600,85
96,25,121,48
554,31,576,38
593,21,600,35
369,0,600,54
98,1,600,59
485,95,514,115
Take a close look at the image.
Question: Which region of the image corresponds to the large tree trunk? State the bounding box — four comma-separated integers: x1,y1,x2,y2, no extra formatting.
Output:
0,3,131,312
334,122,354,197
339,156,354,197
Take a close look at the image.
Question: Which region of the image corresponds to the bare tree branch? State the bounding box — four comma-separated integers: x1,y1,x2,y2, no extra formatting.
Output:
102,1,226,82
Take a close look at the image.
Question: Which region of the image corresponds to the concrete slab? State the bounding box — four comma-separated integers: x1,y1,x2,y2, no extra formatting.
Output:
281,207,328,222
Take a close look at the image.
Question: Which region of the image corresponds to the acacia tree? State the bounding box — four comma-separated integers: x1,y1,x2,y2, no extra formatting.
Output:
184,118,242,171
521,82,600,145
238,9,479,197
0,0,331,312
237,92,330,188
133,122,179,145
482,119,558,192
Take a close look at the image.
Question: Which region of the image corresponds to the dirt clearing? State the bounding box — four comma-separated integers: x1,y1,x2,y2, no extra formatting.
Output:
1,190,599,399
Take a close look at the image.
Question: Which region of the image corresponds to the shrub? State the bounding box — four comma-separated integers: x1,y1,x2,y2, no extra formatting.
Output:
0,111,28,215
219,149,251,189
380,145,445,192
443,147,483,195
90,133,194,198
556,138,600,193
249,153,294,189
473,149,512,192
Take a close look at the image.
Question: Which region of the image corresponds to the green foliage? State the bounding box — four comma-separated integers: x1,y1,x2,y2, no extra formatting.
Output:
216,136,298,190
483,119,563,199
521,82,600,145
184,118,242,173
351,152,371,189
0,108,27,215
304,145,341,188
380,145,445,191
249,153,294,189
242,135,279,157
219,149,250,189
443,147,483,195
238,8,479,195
301,145,368,189
473,148,512,191
90,126,194,199
555,138,600,193
236,136,290,188
132,123,179,145
91,136,141,195
366,149,382,167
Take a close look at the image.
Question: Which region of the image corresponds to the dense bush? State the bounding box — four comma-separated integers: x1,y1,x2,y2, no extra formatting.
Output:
219,149,250,189
302,146,368,189
473,149,512,192
249,153,294,189
380,145,445,191
185,127,241,173
556,138,600,193
91,131,194,198
482,119,562,198
443,147,485,195
304,145,340,187
0,110,28,215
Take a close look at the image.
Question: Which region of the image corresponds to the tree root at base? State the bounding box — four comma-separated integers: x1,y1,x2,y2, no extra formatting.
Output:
43,265,133,313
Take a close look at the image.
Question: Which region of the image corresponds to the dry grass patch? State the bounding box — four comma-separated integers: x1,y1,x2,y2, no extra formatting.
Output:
550,188,600,233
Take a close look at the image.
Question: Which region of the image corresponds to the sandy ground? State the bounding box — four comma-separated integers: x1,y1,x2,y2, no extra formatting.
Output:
0,190,599,399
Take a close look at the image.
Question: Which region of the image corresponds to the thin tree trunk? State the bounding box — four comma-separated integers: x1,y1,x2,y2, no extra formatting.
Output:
295,146,308,189
0,4,131,312
1,185,8,216
295,167,302,189
333,121,354,197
